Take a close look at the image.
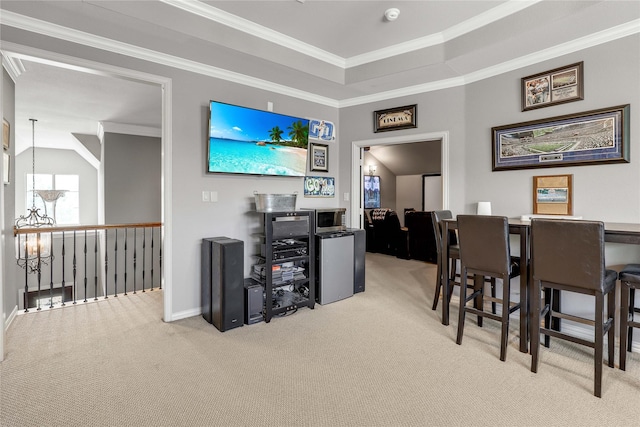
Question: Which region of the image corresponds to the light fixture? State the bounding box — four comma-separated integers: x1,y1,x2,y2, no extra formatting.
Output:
15,118,55,273
368,164,377,175
384,8,400,21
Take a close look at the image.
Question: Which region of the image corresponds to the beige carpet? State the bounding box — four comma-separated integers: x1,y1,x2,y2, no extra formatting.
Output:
1,252,639,426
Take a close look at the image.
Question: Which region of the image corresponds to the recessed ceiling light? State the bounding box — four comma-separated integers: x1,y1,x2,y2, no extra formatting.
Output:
384,8,400,21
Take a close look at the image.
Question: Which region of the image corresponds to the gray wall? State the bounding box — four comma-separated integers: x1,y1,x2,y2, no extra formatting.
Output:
103,133,161,224
2,68,16,332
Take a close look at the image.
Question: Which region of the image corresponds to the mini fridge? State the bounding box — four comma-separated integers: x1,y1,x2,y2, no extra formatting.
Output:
316,232,354,305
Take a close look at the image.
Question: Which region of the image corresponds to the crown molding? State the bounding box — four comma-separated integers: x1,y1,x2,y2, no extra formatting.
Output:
1,10,638,109
0,10,340,108
159,0,346,68
1,53,24,82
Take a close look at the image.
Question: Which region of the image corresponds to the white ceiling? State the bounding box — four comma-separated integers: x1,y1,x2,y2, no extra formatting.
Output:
2,0,638,161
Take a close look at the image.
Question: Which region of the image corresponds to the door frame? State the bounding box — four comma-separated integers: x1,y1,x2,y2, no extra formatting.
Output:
0,42,173,330
350,131,449,228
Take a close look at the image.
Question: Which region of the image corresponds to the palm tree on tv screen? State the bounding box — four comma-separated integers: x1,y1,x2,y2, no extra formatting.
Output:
269,126,283,142
288,121,309,147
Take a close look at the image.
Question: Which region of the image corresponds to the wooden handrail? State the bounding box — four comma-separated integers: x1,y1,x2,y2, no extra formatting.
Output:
14,222,163,236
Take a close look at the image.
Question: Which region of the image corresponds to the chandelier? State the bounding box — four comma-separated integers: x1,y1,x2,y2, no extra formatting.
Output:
15,119,55,273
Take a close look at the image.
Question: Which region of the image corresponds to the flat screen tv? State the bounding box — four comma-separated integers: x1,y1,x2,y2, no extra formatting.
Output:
207,100,309,176
363,175,381,209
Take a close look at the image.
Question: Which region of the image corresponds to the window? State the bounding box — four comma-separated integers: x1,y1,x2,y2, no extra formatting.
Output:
26,174,79,225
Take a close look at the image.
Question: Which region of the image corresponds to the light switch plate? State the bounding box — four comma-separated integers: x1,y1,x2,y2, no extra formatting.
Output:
202,191,210,202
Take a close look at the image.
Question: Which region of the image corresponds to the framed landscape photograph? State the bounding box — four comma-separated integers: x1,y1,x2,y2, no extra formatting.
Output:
522,62,584,111
374,105,417,132
533,174,573,215
310,143,328,172
492,104,629,171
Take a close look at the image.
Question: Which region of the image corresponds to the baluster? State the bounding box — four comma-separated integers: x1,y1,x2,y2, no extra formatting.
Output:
73,231,77,304
142,227,146,292
124,228,128,296
159,228,163,290
49,231,54,308
104,229,109,299
84,230,88,303
94,229,98,301
150,227,154,291
61,231,66,306
23,235,29,312
133,228,137,294
36,233,42,311
114,228,119,297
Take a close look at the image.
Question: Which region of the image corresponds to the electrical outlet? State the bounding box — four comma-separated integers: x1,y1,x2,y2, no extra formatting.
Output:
343,192,349,202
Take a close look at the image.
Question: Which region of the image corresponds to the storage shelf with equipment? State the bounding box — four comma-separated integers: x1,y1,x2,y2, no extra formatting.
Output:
252,211,315,322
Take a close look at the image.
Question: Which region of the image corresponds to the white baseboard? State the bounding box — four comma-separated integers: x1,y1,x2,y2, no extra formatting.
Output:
4,305,18,332
168,307,201,322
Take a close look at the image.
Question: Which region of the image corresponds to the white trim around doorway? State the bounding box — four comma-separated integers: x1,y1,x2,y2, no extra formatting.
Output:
0,42,174,323
350,131,449,228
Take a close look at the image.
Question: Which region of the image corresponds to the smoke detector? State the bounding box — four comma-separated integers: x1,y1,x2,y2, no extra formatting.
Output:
384,8,400,21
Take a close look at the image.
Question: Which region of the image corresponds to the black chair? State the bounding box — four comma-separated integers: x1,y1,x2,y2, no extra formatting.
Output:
455,215,520,362
405,211,437,262
370,209,403,256
618,264,640,371
530,219,616,398
431,210,460,311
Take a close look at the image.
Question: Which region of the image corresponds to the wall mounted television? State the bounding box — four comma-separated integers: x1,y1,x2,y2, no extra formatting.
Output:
363,175,381,209
207,100,309,176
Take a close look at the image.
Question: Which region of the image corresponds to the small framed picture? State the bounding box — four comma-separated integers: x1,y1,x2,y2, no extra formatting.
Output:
310,143,328,172
522,62,583,111
533,174,573,215
3,118,9,150
374,104,417,132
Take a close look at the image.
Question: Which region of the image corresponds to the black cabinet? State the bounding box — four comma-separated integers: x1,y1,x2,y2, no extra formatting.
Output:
251,211,315,323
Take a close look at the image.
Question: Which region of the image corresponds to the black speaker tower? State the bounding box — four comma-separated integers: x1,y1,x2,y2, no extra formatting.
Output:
201,237,244,332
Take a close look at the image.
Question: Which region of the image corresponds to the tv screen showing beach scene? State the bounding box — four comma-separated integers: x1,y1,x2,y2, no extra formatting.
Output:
207,100,309,176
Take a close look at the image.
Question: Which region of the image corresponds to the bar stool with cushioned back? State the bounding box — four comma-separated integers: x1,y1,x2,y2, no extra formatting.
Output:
618,264,640,371
430,210,459,311
530,219,616,398
455,215,521,361
431,211,498,319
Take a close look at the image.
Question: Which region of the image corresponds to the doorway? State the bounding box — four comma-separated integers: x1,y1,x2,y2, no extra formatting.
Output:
350,131,449,228
1,43,173,334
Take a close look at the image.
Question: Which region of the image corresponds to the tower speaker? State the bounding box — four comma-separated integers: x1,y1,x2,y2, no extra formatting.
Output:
352,229,366,293
201,237,244,332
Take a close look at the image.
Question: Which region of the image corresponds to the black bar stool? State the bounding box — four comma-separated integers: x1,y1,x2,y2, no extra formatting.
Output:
455,214,520,361
618,264,640,371
530,219,616,398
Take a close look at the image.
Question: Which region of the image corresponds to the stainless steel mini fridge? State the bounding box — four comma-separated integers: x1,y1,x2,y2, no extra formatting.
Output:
316,232,354,305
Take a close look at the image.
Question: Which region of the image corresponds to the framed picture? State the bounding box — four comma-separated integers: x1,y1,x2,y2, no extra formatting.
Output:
3,118,9,150
310,143,328,172
303,176,335,197
3,152,9,184
522,62,583,111
492,104,629,171
363,175,381,209
533,174,573,215
374,104,417,132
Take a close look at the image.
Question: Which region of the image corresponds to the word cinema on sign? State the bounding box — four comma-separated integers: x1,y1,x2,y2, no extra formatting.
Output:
374,105,417,132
